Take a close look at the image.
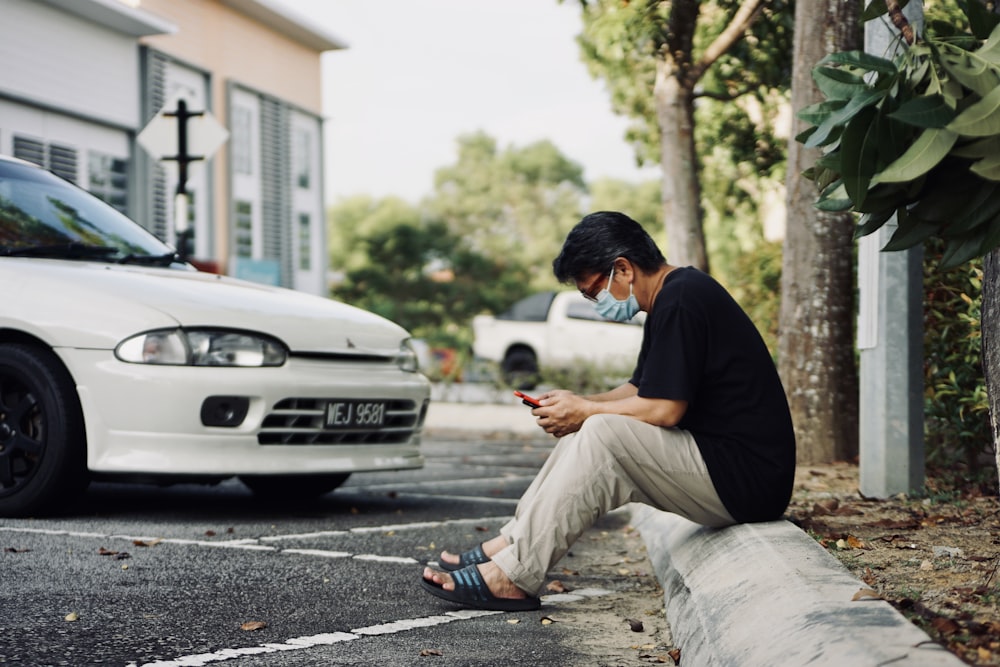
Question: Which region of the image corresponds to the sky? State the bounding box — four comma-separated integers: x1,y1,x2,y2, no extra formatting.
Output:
272,0,660,203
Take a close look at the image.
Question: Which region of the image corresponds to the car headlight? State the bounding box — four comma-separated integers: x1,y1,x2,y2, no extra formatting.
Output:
396,339,419,373
116,328,287,367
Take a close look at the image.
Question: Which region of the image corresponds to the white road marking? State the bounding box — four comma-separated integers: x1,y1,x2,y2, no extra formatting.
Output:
0,514,511,563
126,596,609,666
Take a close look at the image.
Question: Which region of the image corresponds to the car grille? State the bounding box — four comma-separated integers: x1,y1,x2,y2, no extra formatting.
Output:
258,398,424,445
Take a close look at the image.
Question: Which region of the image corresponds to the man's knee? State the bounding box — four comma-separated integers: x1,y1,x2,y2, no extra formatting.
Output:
576,413,635,458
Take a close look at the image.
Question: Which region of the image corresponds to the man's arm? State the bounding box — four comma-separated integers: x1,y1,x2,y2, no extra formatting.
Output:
534,385,687,437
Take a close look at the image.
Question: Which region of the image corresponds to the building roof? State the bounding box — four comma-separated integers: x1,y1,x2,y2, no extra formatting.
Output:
219,0,348,52
38,0,177,37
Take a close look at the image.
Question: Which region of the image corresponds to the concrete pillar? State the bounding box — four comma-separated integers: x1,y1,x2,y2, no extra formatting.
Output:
858,3,925,498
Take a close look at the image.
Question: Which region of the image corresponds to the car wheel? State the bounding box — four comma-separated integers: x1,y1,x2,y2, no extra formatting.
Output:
0,343,87,517
502,348,539,390
239,473,351,499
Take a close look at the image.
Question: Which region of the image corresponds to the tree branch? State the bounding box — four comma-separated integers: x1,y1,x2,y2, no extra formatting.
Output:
886,0,915,45
685,0,766,88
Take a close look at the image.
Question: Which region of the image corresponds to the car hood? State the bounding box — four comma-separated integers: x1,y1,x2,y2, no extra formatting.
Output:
3,259,410,355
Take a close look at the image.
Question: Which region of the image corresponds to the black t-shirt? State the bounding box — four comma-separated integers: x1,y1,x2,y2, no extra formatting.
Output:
629,267,795,522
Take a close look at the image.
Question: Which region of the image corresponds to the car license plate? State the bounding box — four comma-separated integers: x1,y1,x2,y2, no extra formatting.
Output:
325,401,387,429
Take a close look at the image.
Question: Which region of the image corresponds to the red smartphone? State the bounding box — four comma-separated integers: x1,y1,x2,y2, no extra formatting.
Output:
513,390,541,408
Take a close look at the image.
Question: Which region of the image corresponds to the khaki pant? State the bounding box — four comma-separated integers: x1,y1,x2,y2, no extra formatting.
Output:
491,413,735,595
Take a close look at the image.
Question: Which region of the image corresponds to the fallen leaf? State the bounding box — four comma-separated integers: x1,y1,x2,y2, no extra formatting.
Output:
626,618,644,632
506,619,520,624
3,547,30,553
546,580,569,593
618,568,632,575
64,612,79,622
846,535,866,549
475,526,489,532
419,648,443,657
669,647,681,663
852,588,882,601
132,539,162,548
240,621,267,632
813,499,839,515
97,547,118,556
561,567,580,576
540,617,555,625
931,617,961,636
226,527,235,534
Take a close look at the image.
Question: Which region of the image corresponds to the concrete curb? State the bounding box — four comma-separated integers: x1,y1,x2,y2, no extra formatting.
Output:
630,505,965,667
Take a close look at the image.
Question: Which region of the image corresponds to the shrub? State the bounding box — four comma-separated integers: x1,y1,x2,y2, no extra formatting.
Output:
923,241,996,490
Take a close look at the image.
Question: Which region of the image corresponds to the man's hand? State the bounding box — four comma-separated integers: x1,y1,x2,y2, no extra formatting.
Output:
530,384,687,437
532,390,593,438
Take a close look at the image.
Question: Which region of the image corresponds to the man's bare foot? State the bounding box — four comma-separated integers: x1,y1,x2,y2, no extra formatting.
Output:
422,561,530,600
439,534,509,568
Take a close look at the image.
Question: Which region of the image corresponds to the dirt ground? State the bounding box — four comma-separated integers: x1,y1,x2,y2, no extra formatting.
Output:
788,462,1000,666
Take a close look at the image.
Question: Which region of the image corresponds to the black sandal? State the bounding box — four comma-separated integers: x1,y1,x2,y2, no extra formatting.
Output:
438,543,490,572
421,564,540,612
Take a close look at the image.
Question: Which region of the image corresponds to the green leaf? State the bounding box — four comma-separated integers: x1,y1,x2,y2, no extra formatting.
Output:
961,0,1000,41
817,51,898,78
971,153,1000,181
951,136,1000,159
856,208,898,238
812,67,869,101
815,180,853,211
797,100,847,126
937,42,1000,98
940,233,986,268
947,85,1000,137
944,183,1000,235
804,89,888,148
883,215,939,251
887,94,956,128
840,106,879,205
871,128,958,184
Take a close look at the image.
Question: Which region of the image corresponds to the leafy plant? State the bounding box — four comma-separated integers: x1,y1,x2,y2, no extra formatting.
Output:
797,1,1000,268
922,239,995,487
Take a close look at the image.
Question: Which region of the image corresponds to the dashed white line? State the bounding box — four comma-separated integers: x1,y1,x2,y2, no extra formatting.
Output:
126,594,610,667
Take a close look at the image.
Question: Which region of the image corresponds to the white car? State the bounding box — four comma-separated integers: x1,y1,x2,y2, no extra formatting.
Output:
0,155,429,516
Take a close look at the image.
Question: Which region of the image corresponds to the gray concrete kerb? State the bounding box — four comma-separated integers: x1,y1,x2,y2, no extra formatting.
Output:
630,505,965,667
422,397,961,665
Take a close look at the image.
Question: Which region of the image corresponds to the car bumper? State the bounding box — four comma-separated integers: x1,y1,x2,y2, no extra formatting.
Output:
57,349,430,476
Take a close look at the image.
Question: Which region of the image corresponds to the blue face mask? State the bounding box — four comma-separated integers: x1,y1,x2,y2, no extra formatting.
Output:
594,267,640,322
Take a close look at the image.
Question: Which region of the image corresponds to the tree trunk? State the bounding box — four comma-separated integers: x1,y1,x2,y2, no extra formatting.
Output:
981,250,1000,492
778,1,860,463
655,58,708,272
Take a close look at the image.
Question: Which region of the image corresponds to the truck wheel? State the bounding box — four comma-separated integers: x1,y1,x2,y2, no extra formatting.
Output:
502,349,539,390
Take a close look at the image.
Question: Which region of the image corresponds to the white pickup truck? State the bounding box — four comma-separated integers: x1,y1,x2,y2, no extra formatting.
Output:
471,290,644,388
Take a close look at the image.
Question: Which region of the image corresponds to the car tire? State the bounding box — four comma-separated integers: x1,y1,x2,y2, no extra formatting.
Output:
0,343,87,517
239,473,351,499
502,348,539,390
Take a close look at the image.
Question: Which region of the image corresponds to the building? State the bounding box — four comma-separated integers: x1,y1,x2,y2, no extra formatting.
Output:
0,0,345,295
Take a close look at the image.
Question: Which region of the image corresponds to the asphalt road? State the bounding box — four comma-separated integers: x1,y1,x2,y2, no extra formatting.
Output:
0,430,671,667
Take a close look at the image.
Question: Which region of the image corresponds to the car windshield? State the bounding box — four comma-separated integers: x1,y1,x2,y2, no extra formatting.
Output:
0,159,175,263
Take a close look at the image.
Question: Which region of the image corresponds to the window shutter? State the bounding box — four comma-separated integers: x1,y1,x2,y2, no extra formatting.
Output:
259,97,292,287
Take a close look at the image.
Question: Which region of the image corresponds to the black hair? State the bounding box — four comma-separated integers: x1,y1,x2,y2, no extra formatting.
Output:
552,211,666,283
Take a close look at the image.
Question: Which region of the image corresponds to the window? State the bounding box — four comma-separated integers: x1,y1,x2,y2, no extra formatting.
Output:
294,128,311,189
232,106,253,175
88,152,128,214
497,292,556,322
298,213,311,270
235,200,253,258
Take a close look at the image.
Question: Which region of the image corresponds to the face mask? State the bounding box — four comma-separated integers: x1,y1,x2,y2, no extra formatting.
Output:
594,267,640,322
